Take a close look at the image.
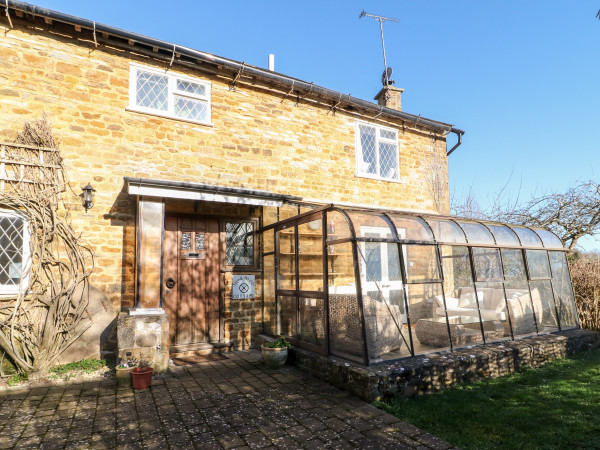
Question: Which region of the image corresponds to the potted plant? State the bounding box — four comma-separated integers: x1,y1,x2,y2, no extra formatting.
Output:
261,337,292,369
131,361,154,390
115,358,137,387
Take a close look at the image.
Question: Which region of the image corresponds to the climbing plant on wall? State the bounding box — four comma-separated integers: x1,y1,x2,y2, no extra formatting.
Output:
0,116,94,376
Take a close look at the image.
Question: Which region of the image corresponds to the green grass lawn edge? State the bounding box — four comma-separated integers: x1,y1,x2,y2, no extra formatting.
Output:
375,349,600,450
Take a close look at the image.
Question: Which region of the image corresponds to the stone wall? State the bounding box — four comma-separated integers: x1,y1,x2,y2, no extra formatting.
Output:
286,329,600,402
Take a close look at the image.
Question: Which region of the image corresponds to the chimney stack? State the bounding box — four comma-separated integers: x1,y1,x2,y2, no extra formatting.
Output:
268,54,275,71
374,86,404,111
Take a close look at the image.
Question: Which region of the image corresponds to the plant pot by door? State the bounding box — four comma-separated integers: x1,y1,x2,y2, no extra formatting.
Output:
261,345,288,369
115,366,135,387
131,367,154,390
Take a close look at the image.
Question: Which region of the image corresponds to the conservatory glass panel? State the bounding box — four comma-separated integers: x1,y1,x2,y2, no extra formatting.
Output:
474,282,510,344
328,242,365,363
298,221,324,292
299,297,326,348
472,248,503,282
501,249,538,337
279,296,297,338
487,225,520,246
533,228,564,249
263,255,276,335
549,251,578,328
349,213,393,239
426,218,466,243
530,280,559,333
387,215,434,242
277,229,295,290
326,210,353,242
456,221,495,245
404,245,441,283
410,283,451,354
526,250,551,279
510,226,542,247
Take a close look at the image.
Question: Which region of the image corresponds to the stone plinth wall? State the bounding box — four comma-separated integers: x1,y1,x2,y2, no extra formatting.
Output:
117,312,169,372
287,329,599,402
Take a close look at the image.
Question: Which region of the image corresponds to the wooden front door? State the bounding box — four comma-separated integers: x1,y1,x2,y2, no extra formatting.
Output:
164,216,220,348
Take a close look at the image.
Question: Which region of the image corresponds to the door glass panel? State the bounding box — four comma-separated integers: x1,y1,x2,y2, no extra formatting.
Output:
298,221,323,292
195,233,205,250
181,232,191,250
277,228,295,290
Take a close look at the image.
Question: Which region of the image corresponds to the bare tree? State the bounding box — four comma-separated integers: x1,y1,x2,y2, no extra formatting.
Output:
453,180,600,250
423,147,448,213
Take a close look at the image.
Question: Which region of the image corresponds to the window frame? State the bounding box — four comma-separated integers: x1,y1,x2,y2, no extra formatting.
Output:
221,219,258,270
128,62,212,125
0,210,30,295
354,120,400,182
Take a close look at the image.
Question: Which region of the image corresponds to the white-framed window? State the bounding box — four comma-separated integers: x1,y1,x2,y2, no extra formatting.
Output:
355,121,400,181
0,210,30,295
128,63,211,125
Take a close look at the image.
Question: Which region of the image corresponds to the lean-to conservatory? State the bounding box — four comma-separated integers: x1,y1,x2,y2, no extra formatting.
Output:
261,205,579,366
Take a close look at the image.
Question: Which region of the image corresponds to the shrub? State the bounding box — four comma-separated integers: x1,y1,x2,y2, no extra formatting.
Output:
570,257,600,331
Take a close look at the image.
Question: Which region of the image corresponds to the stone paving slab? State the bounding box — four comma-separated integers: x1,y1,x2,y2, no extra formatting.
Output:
0,350,457,449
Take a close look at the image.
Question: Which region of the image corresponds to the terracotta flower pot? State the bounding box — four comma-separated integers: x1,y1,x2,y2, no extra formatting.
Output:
115,366,135,387
261,345,288,369
131,366,154,390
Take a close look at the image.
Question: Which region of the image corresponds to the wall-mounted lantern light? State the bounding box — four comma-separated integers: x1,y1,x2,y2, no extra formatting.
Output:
82,183,95,211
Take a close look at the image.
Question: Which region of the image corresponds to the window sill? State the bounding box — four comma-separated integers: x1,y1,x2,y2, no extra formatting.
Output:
355,172,404,184
126,106,214,127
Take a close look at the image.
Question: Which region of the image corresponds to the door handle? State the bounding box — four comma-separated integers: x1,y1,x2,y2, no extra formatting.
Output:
166,277,176,289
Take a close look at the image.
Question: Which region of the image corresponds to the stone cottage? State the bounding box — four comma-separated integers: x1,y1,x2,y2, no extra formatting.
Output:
0,1,579,371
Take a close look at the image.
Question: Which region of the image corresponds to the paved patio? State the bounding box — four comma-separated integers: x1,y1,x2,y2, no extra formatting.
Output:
0,350,456,449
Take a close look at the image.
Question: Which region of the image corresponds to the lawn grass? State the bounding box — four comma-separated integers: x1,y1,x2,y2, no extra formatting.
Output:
375,349,600,449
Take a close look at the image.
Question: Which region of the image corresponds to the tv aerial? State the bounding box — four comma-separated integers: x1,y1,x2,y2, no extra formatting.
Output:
359,10,400,87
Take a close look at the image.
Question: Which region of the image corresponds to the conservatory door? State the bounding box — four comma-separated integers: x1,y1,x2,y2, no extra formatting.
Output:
163,216,220,348
361,227,406,321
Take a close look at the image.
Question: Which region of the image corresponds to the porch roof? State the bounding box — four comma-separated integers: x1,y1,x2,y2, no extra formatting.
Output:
125,177,301,207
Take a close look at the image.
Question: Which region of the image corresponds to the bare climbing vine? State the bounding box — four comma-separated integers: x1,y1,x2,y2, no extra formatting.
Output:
0,116,94,376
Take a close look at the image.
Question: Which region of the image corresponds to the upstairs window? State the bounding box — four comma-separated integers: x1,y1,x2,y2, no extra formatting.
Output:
355,121,399,181
0,211,30,294
129,63,211,125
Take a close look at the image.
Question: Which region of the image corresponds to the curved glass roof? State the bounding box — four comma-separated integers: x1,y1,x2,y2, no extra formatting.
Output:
266,206,566,251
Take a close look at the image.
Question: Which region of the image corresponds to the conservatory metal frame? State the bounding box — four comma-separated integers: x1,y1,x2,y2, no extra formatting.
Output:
260,205,579,366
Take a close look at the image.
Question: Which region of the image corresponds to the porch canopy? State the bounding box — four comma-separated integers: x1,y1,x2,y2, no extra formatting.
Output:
261,205,578,365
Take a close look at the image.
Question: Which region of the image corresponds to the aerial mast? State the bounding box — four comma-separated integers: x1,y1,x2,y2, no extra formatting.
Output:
359,10,400,87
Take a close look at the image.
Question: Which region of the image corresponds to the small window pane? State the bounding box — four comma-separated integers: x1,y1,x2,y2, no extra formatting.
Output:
174,97,208,122
359,124,377,175
526,250,551,279
380,129,396,140
136,71,168,111
379,141,398,180
226,222,254,266
0,216,24,285
181,232,191,250
176,80,206,96
195,233,205,250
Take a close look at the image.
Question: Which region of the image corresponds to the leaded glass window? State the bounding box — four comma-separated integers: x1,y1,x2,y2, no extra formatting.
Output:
226,222,254,266
0,211,29,293
355,121,399,181
129,63,211,124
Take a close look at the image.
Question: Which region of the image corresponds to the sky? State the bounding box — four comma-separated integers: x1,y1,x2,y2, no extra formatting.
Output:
29,0,600,250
